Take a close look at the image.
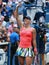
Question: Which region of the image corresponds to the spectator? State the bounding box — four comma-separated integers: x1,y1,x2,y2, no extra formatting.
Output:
34,11,45,22
36,0,43,6
8,21,14,34
1,16,7,27
8,19,18,35
7,0,12,6
0,28,8,52
10,25,19,65
1,4,10,21
23,0,37,22
34,21,46,65
10,10,17,24
0,3,7,18
2,27,7,42
38,24,46,65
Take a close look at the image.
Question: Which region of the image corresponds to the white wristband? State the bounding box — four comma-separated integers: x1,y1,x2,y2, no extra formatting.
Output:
16,5,19,8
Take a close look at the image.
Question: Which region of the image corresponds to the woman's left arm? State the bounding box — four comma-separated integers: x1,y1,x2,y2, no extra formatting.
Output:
32,28,37,55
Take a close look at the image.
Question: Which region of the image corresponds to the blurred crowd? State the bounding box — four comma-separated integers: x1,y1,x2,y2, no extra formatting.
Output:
0,0,49,50
0,0,49,65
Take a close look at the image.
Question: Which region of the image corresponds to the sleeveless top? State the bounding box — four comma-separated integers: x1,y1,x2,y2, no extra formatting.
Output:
19,27,33,48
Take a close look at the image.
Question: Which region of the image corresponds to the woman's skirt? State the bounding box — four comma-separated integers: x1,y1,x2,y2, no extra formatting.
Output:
16,47,34,57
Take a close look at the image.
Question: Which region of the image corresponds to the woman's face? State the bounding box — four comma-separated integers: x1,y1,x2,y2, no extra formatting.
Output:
24,18,31,25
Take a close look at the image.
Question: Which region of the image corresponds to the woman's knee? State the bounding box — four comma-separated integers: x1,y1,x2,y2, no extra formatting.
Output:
18,56,24,65
26,57,33,65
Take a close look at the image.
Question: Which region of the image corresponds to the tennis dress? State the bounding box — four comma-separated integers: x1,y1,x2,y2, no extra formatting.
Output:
16,27,34,57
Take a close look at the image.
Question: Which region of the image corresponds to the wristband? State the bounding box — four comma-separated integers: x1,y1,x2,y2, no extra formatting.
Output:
16,5,19,8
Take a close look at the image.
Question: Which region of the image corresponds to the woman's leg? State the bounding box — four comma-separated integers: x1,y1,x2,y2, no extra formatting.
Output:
41,54,45,65
18,56,25,65
26,57,33,65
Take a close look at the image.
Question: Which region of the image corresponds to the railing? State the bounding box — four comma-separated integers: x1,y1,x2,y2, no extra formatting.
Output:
0,42,11,65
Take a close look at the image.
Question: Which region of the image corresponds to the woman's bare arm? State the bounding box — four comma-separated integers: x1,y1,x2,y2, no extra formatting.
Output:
32,28,37,55
16,3,23,28
32,28,37,48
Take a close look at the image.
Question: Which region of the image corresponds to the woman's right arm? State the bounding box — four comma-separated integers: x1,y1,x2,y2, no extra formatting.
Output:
15,3,23,28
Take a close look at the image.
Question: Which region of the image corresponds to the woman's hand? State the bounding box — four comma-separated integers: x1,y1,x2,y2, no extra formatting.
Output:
16,2,22,7
34,47,38,55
